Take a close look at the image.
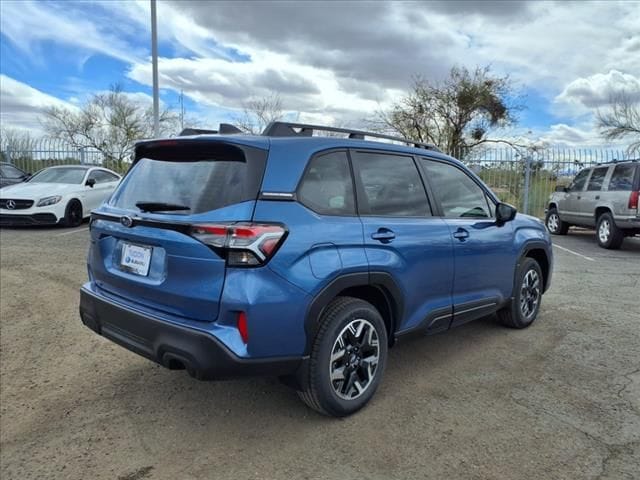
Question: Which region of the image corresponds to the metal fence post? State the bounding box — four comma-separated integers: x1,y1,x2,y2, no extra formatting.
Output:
522,156,531,215
80,147,86,165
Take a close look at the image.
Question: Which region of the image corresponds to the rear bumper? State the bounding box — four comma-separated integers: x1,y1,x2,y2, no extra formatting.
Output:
79,285,303,380
616,216,640,232
0,213,59,226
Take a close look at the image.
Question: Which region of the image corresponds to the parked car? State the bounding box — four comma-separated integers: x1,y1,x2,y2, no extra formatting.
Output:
0,162,30,188
0,165,121,227
545,160,640,249
79,122,553,417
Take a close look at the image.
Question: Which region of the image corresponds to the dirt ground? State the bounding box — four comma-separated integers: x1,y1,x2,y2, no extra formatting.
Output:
1,225,639,480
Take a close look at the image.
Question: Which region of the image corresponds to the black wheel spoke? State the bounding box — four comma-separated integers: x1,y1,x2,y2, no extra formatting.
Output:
329,318,380,400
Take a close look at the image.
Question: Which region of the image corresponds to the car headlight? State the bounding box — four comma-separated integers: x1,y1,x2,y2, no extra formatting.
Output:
36,195,62,207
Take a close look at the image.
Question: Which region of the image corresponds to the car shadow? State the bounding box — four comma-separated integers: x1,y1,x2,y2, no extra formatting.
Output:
49,315,509,430
565,229,640,254
0,218,89,231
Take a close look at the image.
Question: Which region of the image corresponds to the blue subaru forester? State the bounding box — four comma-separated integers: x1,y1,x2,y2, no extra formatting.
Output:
80,122,553,416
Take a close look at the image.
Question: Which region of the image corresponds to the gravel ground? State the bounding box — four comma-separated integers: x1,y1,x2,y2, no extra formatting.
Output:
1,225,639,480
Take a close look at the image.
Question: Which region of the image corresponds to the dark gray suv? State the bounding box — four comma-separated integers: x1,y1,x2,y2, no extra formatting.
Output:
545,160,640,249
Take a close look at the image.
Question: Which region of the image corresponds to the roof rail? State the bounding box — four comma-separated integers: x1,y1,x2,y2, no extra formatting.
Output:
595,158,638,166
262,121,441,152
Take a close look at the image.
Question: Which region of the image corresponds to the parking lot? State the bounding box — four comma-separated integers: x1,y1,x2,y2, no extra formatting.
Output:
0,225,638,480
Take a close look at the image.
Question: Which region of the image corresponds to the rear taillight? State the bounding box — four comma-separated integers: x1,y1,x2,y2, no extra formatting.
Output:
629,191,639,210
190,223,287,266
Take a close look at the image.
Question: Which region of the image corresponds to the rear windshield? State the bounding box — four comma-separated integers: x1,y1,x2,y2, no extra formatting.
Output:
109,142,266,214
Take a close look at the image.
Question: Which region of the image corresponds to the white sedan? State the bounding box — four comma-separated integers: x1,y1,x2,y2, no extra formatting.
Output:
0,165,121,227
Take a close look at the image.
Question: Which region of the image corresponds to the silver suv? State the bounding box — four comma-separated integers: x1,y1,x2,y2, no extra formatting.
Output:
545,160,640,249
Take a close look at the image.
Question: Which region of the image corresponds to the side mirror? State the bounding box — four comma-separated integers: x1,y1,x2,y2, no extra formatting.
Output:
85,178,96,188
496,202,517,224
555,185,568,193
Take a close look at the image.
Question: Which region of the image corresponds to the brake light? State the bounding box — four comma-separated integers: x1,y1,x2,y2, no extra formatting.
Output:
629,191,639,210
190,223,287,266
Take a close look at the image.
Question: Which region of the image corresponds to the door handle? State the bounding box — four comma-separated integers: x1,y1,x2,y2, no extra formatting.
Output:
577,196,581,200
453,228,469,241
371,228,395,243
595,195,600,200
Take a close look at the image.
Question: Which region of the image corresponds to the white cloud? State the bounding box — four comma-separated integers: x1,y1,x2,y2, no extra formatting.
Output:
555,70,640,112
126,54,396,126
0,0,145,65
2,0,639,148
0,75,77,133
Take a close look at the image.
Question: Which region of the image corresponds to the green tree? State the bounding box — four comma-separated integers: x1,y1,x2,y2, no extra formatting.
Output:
374,66,523,156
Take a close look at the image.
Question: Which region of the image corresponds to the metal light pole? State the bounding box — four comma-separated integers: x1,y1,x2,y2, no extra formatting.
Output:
150,0,160,137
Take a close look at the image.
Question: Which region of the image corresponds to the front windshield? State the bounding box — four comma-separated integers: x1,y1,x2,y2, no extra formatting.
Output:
29,167,87,184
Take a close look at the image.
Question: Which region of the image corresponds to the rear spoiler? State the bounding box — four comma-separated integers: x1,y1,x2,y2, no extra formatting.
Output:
179,124,243,136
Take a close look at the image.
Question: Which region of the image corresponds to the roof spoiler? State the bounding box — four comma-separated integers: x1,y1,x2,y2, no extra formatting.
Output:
178,123,244,136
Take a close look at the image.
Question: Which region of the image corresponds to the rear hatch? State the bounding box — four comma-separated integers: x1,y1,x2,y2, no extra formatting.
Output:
88,139,268,322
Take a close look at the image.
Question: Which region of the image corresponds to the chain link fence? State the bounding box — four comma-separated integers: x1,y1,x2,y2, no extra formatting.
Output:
1,138,632,219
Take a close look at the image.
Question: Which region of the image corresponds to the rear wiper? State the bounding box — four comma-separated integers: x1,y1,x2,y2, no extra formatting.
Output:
135,202,191,213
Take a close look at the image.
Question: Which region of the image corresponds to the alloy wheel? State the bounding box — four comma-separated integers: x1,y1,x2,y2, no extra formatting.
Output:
520,269,541,319
329,319,380,400
598,219,610,244
547,213,559,233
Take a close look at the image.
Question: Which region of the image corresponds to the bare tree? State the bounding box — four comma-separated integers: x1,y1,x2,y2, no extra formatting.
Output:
235,93,284,134
373,66,524,157
597,93,640,156
42,85,179,170
0,128,38,161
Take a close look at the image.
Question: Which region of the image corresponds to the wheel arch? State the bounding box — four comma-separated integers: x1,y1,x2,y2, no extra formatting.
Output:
304,272,404,354
595,205,612,222
64,197,84,219
518,242,551,294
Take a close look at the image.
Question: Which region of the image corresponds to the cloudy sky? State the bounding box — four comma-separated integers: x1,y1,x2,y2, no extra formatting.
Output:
1,0,639,147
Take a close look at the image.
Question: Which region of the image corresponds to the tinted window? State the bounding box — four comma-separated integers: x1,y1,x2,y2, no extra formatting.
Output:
422,159,493,218
90,170,119,184
609,164,636,191
298,151,355,215
569,169,590,192
1,164,25,179
587,167,609,191
29,167,87,184
111,145,266,214
353,152,430,216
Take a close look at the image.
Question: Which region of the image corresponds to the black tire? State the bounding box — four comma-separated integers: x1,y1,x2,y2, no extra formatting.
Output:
498,257,543,329
61,200,83,228
545,207,569,235
297,296,388,417
596,212,624,249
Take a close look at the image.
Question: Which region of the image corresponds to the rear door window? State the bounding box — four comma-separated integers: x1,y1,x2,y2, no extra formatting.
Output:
608,164,636,191
110,142,267,214
352,152,431,217
587,167,609,191
298,151,355,215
